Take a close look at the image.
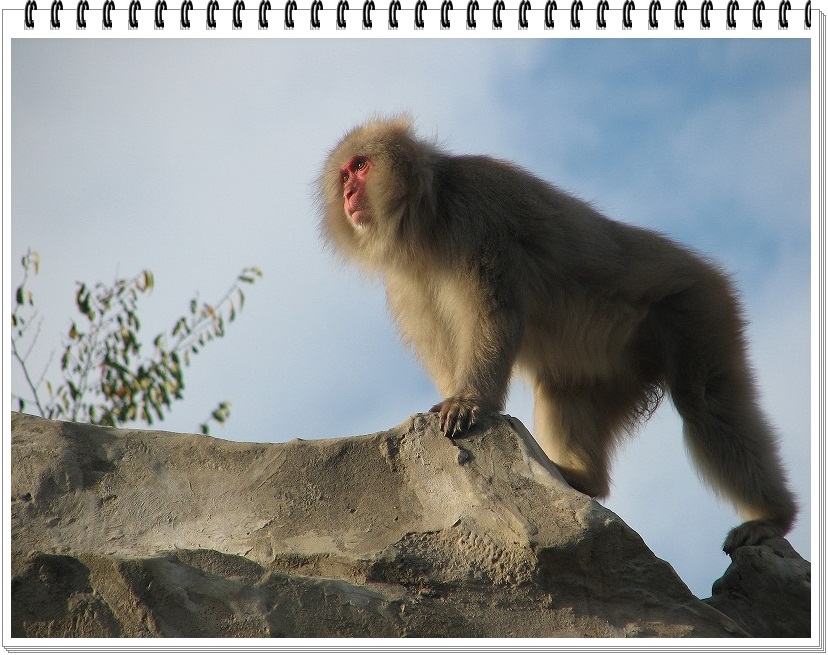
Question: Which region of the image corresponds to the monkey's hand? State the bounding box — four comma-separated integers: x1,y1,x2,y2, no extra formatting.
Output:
430,396,480,438
723,519,786,555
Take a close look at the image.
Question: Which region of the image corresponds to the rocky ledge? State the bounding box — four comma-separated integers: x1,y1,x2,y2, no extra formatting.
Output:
10,412,810,638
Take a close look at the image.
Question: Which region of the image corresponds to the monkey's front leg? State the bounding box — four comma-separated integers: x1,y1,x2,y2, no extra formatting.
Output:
429,297,523,438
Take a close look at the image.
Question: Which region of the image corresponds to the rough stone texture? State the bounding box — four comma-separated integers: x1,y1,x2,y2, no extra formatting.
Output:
704,537,811,638
9,411,807,638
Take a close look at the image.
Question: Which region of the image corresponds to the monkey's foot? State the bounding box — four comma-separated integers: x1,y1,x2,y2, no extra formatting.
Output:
723,519,786,555
551,464,609,499
429,396,480,438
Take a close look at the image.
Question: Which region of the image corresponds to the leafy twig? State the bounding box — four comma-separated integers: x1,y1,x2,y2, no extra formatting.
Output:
10,250,261,435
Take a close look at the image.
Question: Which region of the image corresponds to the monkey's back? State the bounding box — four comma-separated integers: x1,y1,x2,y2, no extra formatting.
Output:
431,154,714,306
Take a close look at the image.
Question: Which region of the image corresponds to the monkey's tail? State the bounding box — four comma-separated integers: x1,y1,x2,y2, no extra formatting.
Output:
657,277,797,536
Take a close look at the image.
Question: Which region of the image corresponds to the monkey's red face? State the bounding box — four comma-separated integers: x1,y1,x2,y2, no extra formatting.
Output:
340,155,372,226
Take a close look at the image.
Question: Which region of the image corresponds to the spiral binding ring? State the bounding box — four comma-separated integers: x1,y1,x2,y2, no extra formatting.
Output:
596,0,608,28
414,0,426,26
622,0,634,27
466,0,477,26
336,0,347,26
155,0,166,27
233,0,244,26
24,0,36,28
77,0,89,27
362,0,373,26
752,0,763,26
518,0,530,27
648,0,660,26
700,0,712,27
570,0,582,28
102,0,114,27
181,0,193,27
206,0,218,27
778,0,790,26
258,0,270,26
129,0,141,27
440,0,451,27
50,0,61,28
492,0,503,27
674,0,686,27
284,0,295,27
388,0,400,27
310,0,321,27
544,0,556,27
804,0,810,25
726,0,738,26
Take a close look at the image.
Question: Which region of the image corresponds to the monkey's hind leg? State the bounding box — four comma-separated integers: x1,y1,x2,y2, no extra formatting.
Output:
670,360,797,554
531,378,632,499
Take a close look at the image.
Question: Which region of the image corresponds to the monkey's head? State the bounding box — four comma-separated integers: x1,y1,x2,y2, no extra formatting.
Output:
319,117,437,268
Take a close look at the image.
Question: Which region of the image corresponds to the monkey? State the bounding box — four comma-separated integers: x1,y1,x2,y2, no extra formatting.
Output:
318,116,797,554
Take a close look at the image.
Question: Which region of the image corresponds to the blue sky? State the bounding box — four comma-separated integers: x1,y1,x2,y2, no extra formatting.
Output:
10,37,811,599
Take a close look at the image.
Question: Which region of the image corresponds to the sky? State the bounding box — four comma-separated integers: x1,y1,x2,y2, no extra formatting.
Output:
8,37,812,600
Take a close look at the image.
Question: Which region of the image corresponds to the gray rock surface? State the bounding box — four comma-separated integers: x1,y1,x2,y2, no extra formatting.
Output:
704,536,811,637
10,411,806,638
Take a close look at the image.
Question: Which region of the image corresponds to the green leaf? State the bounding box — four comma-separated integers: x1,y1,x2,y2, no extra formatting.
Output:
240,266,263,283
76,284,93,320
22,250,41,274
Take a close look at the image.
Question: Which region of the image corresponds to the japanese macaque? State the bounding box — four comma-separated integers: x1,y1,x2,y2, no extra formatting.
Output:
318,117,797,553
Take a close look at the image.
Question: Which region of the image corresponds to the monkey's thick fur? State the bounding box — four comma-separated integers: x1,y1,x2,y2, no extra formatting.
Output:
319,117,796,553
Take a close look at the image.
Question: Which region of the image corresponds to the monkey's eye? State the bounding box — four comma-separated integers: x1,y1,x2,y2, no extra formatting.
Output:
341,171,350,184
355,158,367,171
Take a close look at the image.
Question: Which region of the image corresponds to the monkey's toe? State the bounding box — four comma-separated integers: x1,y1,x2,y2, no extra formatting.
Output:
723,519,786,555
430,397,479,437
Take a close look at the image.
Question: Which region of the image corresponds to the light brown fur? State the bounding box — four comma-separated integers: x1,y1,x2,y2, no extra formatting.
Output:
319,117,797,553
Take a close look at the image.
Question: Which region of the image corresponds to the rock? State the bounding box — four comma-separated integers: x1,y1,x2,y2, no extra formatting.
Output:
11,410,794,638
704,537,811,637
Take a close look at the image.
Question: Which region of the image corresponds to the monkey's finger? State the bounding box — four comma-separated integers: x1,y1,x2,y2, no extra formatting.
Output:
444,407,461,437
449,404,477,437
427,402,449,433
441,412,452,435
455,407,471,435
440,403,464,437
